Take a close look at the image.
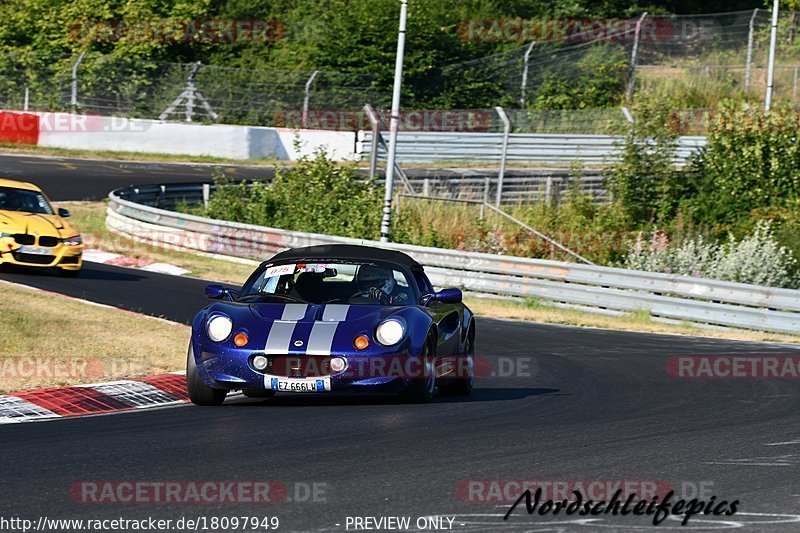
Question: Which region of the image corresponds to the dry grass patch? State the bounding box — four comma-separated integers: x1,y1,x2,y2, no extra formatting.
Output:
0,282,189,392
465,296,800,345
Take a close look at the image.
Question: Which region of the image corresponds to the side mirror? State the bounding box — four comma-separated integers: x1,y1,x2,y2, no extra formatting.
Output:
58,208,70,218
421,288,463,306
435,288,462,304
206,285,240,301
205,284,226,300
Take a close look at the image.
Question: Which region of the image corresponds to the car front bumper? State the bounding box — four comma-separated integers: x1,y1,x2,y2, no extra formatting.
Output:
0,242,83,270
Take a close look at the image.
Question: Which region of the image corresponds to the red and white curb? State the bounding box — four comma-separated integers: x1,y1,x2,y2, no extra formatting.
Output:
83,249,190,276
0,372,190,424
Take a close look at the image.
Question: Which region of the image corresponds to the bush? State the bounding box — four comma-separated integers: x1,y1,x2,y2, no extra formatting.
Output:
620,220,798,288
689,105,800,224
608,97,688,224
202,148,382,239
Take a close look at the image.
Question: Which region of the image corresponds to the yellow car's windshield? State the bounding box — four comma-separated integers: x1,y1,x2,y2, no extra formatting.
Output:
0,186,54,215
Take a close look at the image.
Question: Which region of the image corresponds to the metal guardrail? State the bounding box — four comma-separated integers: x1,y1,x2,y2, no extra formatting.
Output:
107,183,800,335
357,131,707,165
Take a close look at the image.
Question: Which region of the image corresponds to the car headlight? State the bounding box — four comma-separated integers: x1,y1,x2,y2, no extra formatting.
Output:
63,235,82,246
375,319,405,346
206,315,233,342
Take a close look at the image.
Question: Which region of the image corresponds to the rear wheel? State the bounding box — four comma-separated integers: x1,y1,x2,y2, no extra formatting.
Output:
186,345,227,406
401,337,435,404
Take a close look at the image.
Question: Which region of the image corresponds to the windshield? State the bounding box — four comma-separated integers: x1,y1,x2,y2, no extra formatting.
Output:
239,261,414,306
0,187,54,215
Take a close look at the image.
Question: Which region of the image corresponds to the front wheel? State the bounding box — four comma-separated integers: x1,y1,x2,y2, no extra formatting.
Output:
401,337,435,404
186,345,227,406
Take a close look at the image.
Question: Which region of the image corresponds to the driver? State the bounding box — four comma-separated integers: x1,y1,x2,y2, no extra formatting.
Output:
356,264,406,304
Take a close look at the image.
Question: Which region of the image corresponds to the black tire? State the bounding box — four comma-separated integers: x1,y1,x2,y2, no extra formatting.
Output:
186,345,227,406
401,336,435,404
243,389,276,399
438,328,474,396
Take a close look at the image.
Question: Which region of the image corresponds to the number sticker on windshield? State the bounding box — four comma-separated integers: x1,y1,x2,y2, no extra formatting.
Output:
264,263,295,278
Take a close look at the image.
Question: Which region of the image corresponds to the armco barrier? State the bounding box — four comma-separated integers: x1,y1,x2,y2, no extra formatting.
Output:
107,183,800,334
358,131,707,165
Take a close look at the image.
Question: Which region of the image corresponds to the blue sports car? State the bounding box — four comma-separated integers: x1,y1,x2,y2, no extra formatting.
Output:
187,244,475,405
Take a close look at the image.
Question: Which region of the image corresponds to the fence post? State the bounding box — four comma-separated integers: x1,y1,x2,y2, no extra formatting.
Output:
23,87,29,111
520,41,536,108
494,106,511,208
745,8,759,98
795,66,799,104
363,104,380,182
302,70,320,127
766,0,779,111
71,52,86,112
625,12,648,103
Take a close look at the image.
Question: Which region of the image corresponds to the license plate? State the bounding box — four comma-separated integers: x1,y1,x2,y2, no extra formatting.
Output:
19,246,54,256
264,375,331,393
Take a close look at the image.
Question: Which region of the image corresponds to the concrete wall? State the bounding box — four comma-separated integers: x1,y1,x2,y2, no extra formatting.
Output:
8,111,357,161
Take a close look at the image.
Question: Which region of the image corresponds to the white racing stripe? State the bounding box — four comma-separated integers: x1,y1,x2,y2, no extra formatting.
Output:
263,304,349,356
264,321,298,354
281,304,308,321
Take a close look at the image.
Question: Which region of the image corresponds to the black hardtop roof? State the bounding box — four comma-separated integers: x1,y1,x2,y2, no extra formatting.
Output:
266,244,423,271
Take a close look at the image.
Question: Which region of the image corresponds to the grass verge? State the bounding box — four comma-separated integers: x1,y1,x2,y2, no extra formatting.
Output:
0,143,282,166
0,281,189,393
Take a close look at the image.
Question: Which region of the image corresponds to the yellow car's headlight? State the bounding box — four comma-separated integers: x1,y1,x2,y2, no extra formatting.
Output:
63,235,82,246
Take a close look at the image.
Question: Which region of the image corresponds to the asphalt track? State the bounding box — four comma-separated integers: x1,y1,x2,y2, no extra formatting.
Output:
0,153,275,201
2,154,800,530
2,262,800,531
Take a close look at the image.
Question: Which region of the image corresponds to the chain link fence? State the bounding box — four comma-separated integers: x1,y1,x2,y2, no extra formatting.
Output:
0,52,385,127
2,10,800,134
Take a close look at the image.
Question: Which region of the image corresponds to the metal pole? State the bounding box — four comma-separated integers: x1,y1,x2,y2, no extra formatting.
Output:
380,0,407,243
363,104,380,182
766,0,779,111
71,51,86,112
302,70,319,127
625,12,648,103
745,8,759,98
494,106,511,208
23,87,29,111
520,41,536,108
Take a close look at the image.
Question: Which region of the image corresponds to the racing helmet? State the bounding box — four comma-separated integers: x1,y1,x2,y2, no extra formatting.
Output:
356,264,395,294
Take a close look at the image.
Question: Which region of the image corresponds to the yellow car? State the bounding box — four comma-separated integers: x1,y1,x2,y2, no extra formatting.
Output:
0,178,83,276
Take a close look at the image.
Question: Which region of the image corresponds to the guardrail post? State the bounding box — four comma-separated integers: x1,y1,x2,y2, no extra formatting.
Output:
494,106,511,208
202,183,211,209
480,176,489,220
422,178,430,196
71,52,86,112
545,176,552,205
23,87,29,111
745,8,759,98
